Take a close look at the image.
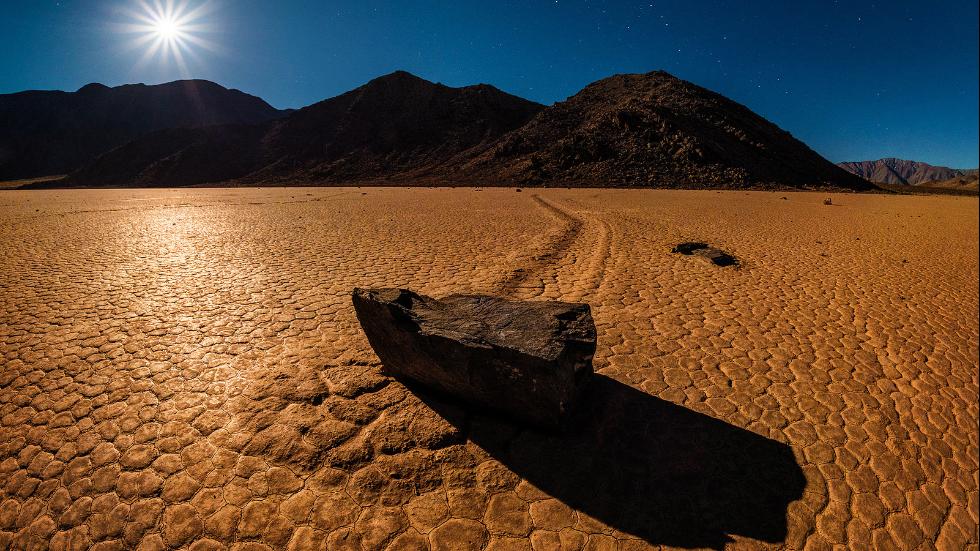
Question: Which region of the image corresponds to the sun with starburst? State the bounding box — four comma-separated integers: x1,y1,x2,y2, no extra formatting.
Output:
118,0,218,74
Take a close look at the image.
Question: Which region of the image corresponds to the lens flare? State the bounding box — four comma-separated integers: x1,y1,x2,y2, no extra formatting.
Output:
117,0,219,75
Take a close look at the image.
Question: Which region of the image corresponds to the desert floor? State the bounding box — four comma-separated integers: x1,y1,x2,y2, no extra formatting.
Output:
0,188,977,551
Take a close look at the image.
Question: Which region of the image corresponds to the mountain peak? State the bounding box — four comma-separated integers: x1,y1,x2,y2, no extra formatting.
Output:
76,83,110,93
458,68,869,189
593,70,680,84
568,70,700,103
366,70,431,86
385,69,421,78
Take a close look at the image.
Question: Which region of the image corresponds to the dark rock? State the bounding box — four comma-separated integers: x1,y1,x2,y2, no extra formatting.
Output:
351,288,596,430
701,248,738,267
671,242,710,255
672,242,738,267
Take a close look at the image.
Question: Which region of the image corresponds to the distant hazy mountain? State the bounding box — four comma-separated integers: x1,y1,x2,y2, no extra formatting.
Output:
45,71,872,190
924,170,979,191
0,80,286,180
455,71,871,189
837,158,977,186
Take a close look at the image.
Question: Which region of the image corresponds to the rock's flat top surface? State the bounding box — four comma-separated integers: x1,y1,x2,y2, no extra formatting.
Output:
0,187,977,550
354,288,595,361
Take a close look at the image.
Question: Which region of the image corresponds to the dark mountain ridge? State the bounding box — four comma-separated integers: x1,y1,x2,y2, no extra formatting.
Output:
23,71,872,191
243,70,547,184
453,71,871,189
0,79,286,180
69,71,546,187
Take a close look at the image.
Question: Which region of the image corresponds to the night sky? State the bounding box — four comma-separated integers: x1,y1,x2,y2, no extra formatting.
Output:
2,0,978,167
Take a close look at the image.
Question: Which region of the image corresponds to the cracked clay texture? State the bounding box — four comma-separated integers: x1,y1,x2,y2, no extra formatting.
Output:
0,187,977,550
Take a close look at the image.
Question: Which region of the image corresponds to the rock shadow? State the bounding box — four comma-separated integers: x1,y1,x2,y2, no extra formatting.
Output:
418,374,806,549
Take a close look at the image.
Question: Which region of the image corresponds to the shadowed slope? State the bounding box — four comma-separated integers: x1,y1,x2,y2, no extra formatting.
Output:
64,71,544,187
0,80,285,180
66,124,269,188
242,71,546,184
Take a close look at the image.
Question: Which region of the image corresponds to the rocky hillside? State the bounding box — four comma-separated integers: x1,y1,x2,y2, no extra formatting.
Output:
67,72,545,187
455,71,873,190
837,158,976,186
0,80,286,180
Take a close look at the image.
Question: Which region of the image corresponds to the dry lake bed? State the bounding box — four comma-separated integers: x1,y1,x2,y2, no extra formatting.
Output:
0,187,977,550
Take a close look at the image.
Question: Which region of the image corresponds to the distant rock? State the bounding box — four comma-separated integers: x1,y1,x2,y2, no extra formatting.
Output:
351,288,596,430
0,79,286,180
672,242,738,266
837,158,978,187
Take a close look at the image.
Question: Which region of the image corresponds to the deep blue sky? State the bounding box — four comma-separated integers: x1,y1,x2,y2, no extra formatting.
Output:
2,1,978,167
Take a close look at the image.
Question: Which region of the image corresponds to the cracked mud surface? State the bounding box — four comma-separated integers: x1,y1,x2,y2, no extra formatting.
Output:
1,188,977,550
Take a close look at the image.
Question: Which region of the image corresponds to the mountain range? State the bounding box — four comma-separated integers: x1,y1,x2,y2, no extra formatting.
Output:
837,158,978,189
0,80,286,180
4,71,877,190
